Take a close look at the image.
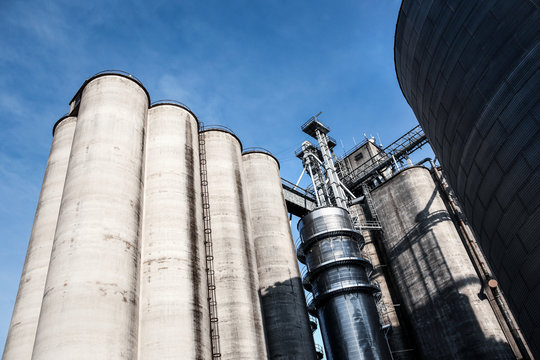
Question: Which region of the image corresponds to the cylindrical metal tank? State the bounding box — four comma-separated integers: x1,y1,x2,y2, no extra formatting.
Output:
201,129,267,360
242,150,317,360
298,207,392,360
32,73,149,359
3,116,76,360
138,103,210,360
348,203,416,360
371,166,513,359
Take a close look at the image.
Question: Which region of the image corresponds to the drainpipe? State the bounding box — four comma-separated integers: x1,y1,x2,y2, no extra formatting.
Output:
430,161,533,360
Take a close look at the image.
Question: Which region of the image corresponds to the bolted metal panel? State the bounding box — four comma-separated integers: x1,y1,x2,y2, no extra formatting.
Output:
298,207,392,360
242,151,317,360
3,116,77,360
371,166,513,359
138,104,210,359
202,130,267,360
32,74,148,359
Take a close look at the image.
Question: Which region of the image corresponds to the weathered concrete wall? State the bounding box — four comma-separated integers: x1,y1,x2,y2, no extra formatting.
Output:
371,166,512,359
3,116,76,360
242,151,316,360
202,130,267,360
32,74,148,359
138,104,210,359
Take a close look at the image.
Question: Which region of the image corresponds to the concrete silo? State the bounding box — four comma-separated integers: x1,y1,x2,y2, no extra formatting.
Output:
3,116,76,360
32,74,149,359
242,150,317,360
200,129,267,359
138,103,210,359
371,166,513,359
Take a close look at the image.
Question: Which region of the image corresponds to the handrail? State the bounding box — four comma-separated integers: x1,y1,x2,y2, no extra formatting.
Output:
92,69,144,83
242,147,280,169
68,70,151,111
281,178,316,198
151,99,192,111
301,116,330,132
200,124,237,135
243,147,272,155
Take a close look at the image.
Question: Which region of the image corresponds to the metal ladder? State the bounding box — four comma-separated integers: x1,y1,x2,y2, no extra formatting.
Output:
362,183,382,230
199,132,221,359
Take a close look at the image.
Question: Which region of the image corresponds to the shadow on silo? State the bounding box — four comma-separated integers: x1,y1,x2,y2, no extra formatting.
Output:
259,277,319,360
385,189,514,359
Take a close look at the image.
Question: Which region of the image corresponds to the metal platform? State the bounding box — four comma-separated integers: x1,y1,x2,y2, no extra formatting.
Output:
281,179,317,217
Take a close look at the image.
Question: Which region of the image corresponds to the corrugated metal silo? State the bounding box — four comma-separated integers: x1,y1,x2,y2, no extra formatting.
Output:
242,150,317,360
201,129,267,360
3,116,76,360
32,74,149,359
348,203,416,360
298,207,392,360
138,103,210,359
371,166,513,359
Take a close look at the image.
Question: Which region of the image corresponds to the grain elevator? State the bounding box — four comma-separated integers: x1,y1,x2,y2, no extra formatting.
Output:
3,71,316,360
3,71,534,360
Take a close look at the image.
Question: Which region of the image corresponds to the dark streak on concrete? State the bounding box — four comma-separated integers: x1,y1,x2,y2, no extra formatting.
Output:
186,120,204,360
234,167,266,356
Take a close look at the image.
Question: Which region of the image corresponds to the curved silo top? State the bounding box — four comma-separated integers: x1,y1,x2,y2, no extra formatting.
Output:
242,147,280,169
150,100,200,129
200,125,243,151
68,70,151,115
51,114,76,136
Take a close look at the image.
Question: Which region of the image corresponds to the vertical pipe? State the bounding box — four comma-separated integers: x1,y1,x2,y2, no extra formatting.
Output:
138,104,210,359
371,166,513,359
430,163,533,359
201,130,267,360
32,74,149,359
242,151,317,360
315,130,346,208
3,116,76,360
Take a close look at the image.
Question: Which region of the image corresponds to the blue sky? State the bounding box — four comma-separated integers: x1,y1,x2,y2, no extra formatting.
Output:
0,0,429,354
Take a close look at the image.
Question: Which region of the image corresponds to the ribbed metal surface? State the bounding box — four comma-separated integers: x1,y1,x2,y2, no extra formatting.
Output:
202,130,267,360
318,293,386,360
371,166,513,359
243,152,317,360
349,203,416,360
138,104,210,359
395,1,540,355
3,116,76,360
32,75,148,359
298,207,391,360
